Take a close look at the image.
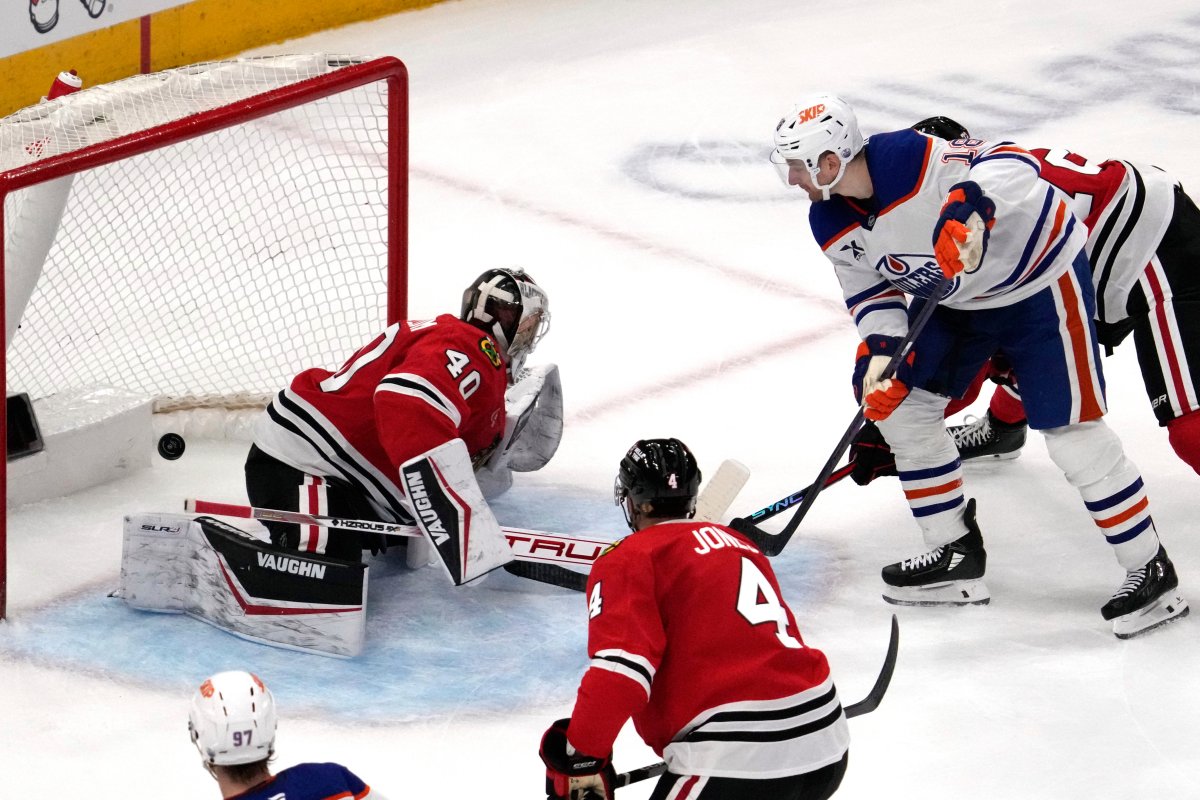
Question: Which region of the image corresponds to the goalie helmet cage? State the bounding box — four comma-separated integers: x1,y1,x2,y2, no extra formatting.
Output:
0,54,410,619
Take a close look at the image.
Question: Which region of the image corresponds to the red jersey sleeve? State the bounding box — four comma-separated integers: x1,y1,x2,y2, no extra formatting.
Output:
565,538,664,758
373,316,507,469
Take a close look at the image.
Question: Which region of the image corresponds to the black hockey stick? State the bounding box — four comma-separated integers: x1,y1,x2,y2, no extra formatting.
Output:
615,614,900,788
731,279,951,557
743,463,855,525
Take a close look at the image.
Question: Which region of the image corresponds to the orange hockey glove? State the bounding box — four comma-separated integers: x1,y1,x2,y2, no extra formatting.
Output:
932,181,996,278
853,335,916,422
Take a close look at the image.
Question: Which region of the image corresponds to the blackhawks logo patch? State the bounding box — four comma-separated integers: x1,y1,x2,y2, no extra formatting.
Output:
479,337,502,368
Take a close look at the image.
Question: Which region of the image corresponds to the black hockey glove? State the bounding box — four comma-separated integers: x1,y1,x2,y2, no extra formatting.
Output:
849,421,898,486
539,718,616,800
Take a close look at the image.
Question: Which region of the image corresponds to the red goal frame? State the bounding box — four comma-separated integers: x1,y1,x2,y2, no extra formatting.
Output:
0,56,409,619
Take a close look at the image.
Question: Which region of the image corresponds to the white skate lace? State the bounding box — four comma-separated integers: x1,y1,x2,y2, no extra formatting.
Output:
901,546,945,571
1111,566,1148,599
951,414,993,448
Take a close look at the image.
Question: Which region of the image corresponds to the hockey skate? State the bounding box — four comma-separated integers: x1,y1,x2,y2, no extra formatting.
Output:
1102,545,1189,639
882,498,989,606
949,411,1027,461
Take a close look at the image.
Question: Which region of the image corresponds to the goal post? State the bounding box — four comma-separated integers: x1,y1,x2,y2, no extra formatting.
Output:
0,54,410,619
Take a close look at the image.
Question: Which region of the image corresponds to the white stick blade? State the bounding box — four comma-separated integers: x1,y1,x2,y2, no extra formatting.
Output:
694,459,751,523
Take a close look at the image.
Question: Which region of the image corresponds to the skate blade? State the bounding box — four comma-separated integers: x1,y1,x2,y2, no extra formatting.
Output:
882,579,990,607
962,450,1021,464
1112,592,1189,639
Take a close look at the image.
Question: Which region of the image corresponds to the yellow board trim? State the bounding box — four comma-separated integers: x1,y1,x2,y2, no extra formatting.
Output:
0,0,440,116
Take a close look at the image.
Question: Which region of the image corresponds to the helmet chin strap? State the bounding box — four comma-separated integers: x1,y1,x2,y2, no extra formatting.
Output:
809,156,848,201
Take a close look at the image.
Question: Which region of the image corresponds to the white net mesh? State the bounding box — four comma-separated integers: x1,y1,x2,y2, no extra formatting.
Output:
1,55,403,411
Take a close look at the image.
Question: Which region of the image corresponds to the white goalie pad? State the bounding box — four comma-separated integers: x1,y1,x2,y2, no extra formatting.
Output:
117,513,367,658
401,438,514,585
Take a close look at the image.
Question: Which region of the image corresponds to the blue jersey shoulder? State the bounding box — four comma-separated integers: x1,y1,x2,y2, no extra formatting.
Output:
864,129,933,210
239,763,368,800
808,129,934,249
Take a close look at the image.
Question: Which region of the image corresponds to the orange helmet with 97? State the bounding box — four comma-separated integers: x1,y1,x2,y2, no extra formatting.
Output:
187,670,277,767
461,267,550,376
771,93,863,200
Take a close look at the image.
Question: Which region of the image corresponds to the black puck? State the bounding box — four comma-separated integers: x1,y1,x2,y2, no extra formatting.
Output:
157,432,186,460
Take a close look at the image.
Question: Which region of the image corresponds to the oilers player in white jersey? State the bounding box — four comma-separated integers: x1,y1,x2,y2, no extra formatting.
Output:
771,94,1187,638
188,670,385,799
911,116,1200,486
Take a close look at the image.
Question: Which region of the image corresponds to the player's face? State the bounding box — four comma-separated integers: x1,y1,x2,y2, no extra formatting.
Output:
786,155,838,201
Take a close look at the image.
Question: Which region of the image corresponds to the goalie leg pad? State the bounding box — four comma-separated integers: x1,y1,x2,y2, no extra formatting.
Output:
119,513,367,657
402,438,514,585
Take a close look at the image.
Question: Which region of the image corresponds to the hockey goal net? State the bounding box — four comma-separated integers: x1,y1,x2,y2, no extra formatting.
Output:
0,54,409,617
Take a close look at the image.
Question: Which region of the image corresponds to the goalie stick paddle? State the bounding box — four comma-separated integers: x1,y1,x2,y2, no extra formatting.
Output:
615,614,900,788
731,278,951,557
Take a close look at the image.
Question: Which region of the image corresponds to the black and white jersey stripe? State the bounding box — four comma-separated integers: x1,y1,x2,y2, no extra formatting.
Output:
1088,161,1175,323
662,676,849,779
257,388,411,521
588,649,655,698
376,372,462,427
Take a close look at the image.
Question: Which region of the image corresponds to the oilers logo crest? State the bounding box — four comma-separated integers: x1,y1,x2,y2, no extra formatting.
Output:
875,253,956,298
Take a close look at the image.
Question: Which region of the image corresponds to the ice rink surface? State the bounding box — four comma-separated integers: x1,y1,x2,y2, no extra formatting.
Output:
3,1,1200,796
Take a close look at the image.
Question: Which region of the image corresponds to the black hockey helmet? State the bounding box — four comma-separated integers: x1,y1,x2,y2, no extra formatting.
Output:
912,116,970,141
461,267,550,373
614,438,702,528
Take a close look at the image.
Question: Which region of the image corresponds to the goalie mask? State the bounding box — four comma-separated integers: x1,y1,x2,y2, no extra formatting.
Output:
614,438,702,529
913,116,970,141
188,670,277,767
771,93,863,200
461,267,551,375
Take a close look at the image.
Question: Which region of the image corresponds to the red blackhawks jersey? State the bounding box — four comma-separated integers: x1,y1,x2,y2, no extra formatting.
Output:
566,521,849,779
1027,148,1176,325
253,314,508,521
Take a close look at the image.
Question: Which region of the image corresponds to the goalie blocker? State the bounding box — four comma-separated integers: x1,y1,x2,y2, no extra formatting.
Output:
401,438,514,585
118,513,367,657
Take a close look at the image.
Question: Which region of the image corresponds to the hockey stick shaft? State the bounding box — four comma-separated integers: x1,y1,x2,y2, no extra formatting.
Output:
745,463,855,524
615,614,900,788
736,280,950,557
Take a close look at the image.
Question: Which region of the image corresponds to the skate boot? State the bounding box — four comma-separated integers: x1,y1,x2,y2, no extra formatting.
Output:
882,498,989,606
949,410,1027,461
1102,545,1189,639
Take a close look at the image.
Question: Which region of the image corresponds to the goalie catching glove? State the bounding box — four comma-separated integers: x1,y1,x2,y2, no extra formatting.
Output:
539,719,616,800
932,180,996,278
474,363,563,499
852,334,915,421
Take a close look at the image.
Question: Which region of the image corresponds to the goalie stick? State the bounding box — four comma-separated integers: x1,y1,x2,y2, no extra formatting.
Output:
732,278,951,557
615,614,900,788
184,498,609,568
188,459,750,594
